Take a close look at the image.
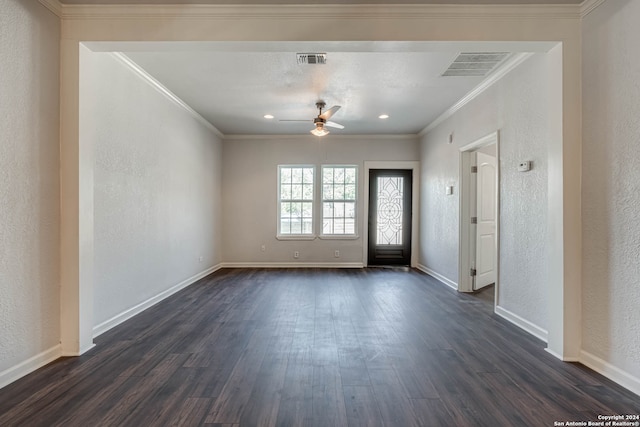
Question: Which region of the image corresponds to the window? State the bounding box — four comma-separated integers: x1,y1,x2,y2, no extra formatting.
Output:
322,166,357,236
278,166,314,236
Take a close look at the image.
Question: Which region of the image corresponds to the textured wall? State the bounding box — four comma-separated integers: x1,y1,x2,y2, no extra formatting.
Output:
82,51,223,327
221,136,419,264
0,1,60,372
419,53,559,332
582,0,640,379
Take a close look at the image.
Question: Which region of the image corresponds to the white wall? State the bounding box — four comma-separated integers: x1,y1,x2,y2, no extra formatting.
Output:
0,0,60,382
582,0,640,386
222,136,419,265
419,52,562,335
81,50,223,330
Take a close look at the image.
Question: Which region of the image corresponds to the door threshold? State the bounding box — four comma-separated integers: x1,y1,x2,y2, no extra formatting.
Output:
367,265,411,272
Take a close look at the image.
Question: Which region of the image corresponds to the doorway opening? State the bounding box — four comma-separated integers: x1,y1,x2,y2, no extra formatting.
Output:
459,131,499,300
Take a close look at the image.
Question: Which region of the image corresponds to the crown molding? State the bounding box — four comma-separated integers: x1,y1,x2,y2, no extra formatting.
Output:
111,52,224,139
419,52,533,136
59,3,582,21
580,0,606,18
38,0,62,17
224,133,419,141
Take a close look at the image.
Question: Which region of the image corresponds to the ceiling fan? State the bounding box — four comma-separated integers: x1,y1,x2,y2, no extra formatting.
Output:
280,101,344,136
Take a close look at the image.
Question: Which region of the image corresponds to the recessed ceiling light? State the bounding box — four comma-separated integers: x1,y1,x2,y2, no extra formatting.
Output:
264,114,274,119
379,114,389,119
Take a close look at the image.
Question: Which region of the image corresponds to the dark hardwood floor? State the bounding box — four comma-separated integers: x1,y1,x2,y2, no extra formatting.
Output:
0,268,638,426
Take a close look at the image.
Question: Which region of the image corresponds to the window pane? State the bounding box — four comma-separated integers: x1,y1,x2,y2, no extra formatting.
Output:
334,168,345,183
292,168,302,183
281,184,291,200
302,202,313,218
345,219,355,234
302,219,313,234
292,184,302,200
281,167,291,183
344,184,356,200
334,202,345,218
323,168,333,184
345,202,356,218
345,168,356,184
323,202,333,217
334,184,345,200
291,220,302,234
281,201,291,217
303,184,313,200
323,219,333,234
323,184,333,200
303,167,313,184
281,220,291,234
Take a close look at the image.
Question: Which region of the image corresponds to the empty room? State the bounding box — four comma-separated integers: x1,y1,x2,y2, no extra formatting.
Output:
1,0,639,425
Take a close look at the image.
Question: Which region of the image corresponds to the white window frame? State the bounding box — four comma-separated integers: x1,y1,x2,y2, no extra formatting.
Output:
277,165,316,240
320,165,358,239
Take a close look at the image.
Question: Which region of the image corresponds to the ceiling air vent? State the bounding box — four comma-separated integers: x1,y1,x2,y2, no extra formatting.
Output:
297,53,327,65
442,52,509,77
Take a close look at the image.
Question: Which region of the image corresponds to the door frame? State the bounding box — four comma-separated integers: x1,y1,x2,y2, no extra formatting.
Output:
458,131,500,297
363,161,420,268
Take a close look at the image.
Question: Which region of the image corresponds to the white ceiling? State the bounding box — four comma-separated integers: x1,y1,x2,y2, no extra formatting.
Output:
72,2,579,136
116,41,553,136
125,47,481,135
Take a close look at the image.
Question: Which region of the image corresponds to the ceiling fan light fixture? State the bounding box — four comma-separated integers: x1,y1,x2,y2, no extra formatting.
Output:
310,125,329,137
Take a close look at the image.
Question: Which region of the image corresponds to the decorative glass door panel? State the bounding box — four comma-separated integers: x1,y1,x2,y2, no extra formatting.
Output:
368,170,412,266
376,176,404,245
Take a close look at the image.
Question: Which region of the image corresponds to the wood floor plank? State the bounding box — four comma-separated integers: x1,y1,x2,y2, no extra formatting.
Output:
311,364,348,427
342,385,384,427
205,329,271,424
166,397,212,426
0,268,637,427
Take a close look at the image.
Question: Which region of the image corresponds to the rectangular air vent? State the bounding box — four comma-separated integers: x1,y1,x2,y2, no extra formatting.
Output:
297,53,327,65
442,52,509,77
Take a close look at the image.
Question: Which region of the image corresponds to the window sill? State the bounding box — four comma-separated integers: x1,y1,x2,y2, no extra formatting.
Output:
318,234,359,240
276,234,317,241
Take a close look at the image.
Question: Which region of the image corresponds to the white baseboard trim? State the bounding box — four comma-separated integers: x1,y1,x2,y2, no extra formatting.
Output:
580,350,640,397
416,264,458,291
495,305,548,343
221,262,364,269
93,264,222,338
0,345,62,389
544,347,579,362
62,343,96,357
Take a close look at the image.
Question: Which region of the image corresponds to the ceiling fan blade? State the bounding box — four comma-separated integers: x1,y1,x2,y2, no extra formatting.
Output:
325,121,344,129
319,105,341,120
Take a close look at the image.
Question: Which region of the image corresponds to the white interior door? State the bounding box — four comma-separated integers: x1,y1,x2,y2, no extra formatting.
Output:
474,151,497,289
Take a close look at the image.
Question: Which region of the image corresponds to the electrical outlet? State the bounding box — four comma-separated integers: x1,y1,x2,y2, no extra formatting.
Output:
261,244,266,252
198,256,204,262
334,250,340,258
518,161,532,172
294,251,299,259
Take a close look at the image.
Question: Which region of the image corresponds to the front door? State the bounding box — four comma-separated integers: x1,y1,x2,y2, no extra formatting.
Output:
368,169,412,266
